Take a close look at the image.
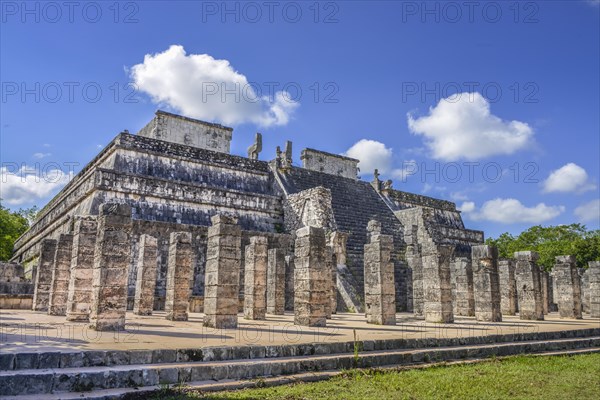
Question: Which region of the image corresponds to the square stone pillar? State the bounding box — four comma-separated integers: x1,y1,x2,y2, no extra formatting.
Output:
267,248,286,315
89,203,132,331
405,225,424,316
165,232,194,321
472,245,502,322
514,251,544,320
498,259,517,315
33,238,57,311
325,246,337,318
244,236,268,320
451,257,474,316
133,234,158,316
48,234,74,316
66,217,97,322
553,255,582,319
422,245,454,323
540,271,551,314
284,254,295,311
363,220,396,325
294,226,328,327
580,268,590,314
588,261,600,318
204,215,242,329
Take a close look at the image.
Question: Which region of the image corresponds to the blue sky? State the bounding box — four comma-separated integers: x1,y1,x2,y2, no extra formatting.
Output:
1,0,599,238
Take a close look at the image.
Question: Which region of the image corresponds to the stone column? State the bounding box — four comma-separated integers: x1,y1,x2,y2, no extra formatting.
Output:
89,203,132,331
580,268,590,314
514,251,544,320
48,234,73,316
284,254,295,311
294,226,328,327
422,245,454,323
165,232,193,321
33,238,57,311
405,225,424,316
267,248,286,315
588,261,600,318
472,245,502,322
324,246,336,318
244,236,268,320
204,215,242,329
540,271,550,314
66,217,97,322
363,220,396,325
498,259,517,315
451,257,474,316
553,255,582,319
133,234,158,316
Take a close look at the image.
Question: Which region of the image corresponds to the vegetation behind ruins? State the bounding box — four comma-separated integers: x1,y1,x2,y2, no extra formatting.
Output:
0,203,37,261
486,224,600,270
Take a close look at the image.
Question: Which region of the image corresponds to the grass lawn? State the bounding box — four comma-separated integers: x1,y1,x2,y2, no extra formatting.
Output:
147,353,600,400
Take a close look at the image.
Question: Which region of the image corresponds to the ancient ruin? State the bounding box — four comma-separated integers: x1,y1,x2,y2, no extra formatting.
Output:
498,259,517,315
471,245,502,322
553,255,582,319
133,234,158,315
244,236,268,320
165,232,194,321
47,233,73,316
514,251,544,321
588,261,600,318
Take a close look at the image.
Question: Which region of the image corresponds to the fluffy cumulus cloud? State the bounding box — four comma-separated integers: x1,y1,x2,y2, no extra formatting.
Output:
344,139,414,180
460,198,564,224
407,92,534,161
542,163,596,193
574,199,600,223
130,45,298,127
0,166,72,206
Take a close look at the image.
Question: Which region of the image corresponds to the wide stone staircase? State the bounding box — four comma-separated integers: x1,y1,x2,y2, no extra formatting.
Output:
1,328,599,399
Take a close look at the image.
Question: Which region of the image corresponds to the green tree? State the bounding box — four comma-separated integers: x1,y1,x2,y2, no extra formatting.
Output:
0,203,32,261
486,224,600,270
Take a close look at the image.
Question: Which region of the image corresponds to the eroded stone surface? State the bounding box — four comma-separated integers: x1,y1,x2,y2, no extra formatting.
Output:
48,234,73,316
32,239,57,312
471,245,502,322
498,259,517,315
133,235,158,316
244,236,268,320
553,255,582,319
422,245,454,323
267,248,285,315
165,232,194,321
586,261,599,318
451,257,474,317
514,251,544,321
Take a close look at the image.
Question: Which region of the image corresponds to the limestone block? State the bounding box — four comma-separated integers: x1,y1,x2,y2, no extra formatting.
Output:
514,251,544,320
89,203,132,331
133,235,158,316
471,245,502,322
540,271,551,314
580,268,590,314
553,255,582,319
498,259,517,315
32,239,57,312
451,257,474,317
422,245,454,323
267,248,286,315
48,234,74,316
244,236,268,320
364,225,396,325
165,232,194,321
588,261,600,318
66,217,98,322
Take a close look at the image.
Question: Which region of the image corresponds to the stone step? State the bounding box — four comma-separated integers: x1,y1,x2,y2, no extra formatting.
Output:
2,328,599,372
1,337,599,398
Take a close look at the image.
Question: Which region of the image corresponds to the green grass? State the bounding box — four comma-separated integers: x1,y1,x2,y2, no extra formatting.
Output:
141,353,600,400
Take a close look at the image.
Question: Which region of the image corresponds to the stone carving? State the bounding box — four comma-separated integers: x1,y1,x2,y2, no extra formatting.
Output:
204,215,242,329
514,251,544,321
364,220,396,325
422,245,454,323
553,255,582,319
133,234,158,316
588,261,600,318
165,232,194,321
471,245,502,322
66,217,98,322
247,132,263,160
32,238,57,312
244,236,268,320
48,234,73,316
89,203,132,331
451,257,475,317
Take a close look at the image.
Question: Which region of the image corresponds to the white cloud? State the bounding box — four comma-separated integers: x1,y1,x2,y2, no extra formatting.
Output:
344,139,414,180
407,92,534,161
33,152,52,159
542,163,596,193
574,199,600,223
461,198,564,224
130,45,299,127
0,166,72,206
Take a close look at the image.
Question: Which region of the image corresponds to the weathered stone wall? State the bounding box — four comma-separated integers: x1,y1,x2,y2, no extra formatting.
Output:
471,245,502,322
498,259,517,315
451,257,474,317
133,234,158,315
553,255,582,319
137,110,233,153
267,248,286,315
540,271,551,314
89,203,132,331
244,236,268,320
300,148,359,180
580,268,590,314
66,217,97,321
0,262,26,282
587,261,600,318
514,251,544,320
422,245,454,323
32,239,57,311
